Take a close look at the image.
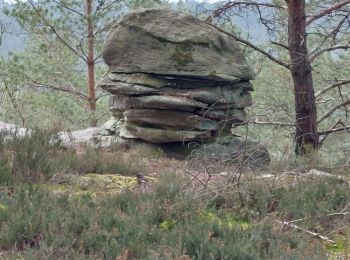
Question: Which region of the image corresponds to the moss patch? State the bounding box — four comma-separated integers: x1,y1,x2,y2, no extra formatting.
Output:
171,44,194,67
325,231,350,259
39,174,155,197
198,210,251,230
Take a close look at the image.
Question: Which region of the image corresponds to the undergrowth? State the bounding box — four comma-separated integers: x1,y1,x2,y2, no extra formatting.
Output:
0,129,349,259
0,174,339,259
0,129,138,184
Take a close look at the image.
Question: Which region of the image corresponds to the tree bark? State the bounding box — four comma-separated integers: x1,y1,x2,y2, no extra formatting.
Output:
86,0,96,124
287,0,319,155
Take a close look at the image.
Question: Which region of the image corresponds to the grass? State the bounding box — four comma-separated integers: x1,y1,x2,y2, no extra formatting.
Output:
0,129,349,259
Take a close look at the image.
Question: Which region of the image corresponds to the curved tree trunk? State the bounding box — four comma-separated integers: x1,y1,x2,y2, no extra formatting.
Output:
287,0,319,155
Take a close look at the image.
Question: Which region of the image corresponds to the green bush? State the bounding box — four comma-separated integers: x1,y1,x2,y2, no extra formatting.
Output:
9,129,63,182
0,129,139,184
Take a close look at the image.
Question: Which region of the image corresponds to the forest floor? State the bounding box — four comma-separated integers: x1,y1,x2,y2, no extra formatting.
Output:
0,129,350,259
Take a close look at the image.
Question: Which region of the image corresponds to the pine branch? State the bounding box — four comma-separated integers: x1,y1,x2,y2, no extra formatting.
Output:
306,0,350,27
51,0,85,18
27,0,87,62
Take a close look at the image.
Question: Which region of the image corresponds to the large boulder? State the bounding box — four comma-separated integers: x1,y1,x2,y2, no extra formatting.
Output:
97,8,269,167
102,8,254,81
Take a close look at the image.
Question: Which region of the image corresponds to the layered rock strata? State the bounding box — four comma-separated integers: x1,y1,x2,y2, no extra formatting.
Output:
100,8,254,144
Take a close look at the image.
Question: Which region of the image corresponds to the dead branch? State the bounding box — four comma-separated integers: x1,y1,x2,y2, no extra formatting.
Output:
284,211,350,225
206,1,286,23
318,100,350,124
203,21,290,70
319,125,350,136
248,119,295,127
306,0,350,27
276,220,336,244
271,41,289,50
315,80,350,98
310,44,350,63
319,119,342,146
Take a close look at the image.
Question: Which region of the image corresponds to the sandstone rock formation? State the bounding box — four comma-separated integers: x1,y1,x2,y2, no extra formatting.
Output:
100,8,255,144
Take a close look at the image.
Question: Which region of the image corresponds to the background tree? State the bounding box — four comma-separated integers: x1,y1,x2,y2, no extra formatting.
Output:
205,0,350,155
1,0,168,127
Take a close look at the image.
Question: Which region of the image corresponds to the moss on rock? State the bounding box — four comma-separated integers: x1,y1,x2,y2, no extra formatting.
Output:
171,44,194,67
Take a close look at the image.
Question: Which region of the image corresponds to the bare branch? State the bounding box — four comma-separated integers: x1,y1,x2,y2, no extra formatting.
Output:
315,80,350,98
17,70,91,101
306,0,350,27
271,41,289,50
248,119,295,127
206,1,287,23
203,21,290,70
310,44,350,63
32,83,90,101
318,100,350,124
319,119,342,146
319,125,350,136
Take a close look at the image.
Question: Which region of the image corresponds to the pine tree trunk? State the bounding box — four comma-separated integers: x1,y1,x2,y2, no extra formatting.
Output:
287,0,319,155
86,0,96,125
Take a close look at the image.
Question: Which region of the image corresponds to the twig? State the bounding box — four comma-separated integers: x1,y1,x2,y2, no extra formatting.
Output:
284,211,350,225
276,220,337,244
248,119,295,127
184,169,208,189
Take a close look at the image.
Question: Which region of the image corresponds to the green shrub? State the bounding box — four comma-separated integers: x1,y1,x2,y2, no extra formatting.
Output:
0,129,139,184
0,128,63,182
